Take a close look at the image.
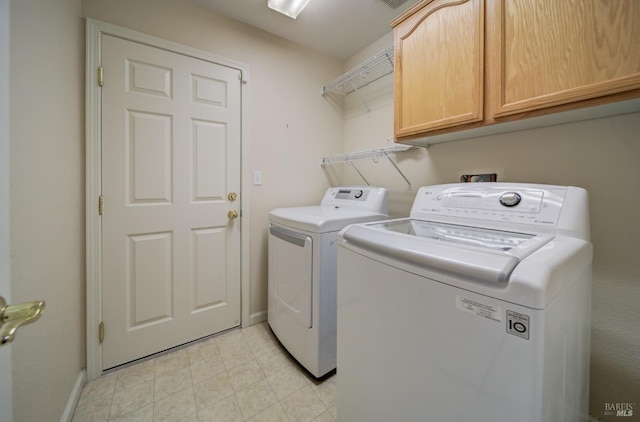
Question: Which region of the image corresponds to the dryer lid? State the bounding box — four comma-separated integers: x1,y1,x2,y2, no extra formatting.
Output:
340,219,554,284
269,206,388,233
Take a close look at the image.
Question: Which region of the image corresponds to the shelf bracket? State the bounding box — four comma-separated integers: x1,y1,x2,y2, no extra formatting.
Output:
347,160,370,185
382,150,412,189
350,81,371,113
320,145,421,189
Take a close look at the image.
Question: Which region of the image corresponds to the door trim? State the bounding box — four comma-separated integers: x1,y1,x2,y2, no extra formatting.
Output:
85,19,251,381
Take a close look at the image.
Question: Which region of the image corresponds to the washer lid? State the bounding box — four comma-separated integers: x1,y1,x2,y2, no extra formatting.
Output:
270,205,388,233
340,219,554,284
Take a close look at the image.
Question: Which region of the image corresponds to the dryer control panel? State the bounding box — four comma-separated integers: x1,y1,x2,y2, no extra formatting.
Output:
321,186,388,214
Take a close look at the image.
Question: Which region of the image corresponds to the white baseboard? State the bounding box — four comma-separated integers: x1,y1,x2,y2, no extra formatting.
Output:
60,369,86,422
248,310,267,327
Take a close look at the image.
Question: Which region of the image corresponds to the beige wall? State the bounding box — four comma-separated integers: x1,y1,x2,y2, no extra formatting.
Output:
81,0,344,321
342,34,640,421
9,0,85,420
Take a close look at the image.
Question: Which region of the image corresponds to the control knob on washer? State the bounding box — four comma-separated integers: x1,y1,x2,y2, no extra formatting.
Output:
500,192,521,207
354,190,363,199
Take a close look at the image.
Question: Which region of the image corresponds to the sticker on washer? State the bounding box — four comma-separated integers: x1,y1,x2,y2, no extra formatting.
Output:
506,310,530,340
456,296,501,322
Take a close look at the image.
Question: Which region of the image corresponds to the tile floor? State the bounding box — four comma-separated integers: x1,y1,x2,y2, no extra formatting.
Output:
72,322,337,422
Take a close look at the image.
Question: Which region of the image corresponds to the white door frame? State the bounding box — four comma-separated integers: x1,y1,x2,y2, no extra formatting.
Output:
85,19,251,381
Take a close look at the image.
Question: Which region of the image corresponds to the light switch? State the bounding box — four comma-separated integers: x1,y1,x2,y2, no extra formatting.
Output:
253,170,263,186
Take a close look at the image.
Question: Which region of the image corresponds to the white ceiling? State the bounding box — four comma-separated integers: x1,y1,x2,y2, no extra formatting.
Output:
194,0,422,60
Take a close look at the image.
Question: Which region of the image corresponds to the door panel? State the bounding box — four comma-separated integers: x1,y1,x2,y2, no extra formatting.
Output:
128,232,173,328
101,35,241,369
128,111,173,203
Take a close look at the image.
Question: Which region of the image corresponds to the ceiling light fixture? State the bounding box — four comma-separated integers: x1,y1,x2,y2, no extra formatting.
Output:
267,0,311,19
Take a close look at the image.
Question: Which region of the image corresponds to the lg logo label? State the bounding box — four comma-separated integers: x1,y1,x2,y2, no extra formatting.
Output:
506,310,530,340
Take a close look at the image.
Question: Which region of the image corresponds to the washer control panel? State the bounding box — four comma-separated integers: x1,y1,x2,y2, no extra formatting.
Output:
411,183,567,228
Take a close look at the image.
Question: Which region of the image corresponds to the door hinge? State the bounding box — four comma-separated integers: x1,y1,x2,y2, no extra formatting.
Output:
98,322,105,343
98,66,104,86
98,195,104,215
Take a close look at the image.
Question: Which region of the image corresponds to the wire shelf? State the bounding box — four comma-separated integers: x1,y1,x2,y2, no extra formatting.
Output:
320,144,418,188
322,46,394,96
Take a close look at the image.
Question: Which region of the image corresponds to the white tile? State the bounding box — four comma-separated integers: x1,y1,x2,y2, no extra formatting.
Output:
328,404,337,420
178,412,199,422
228,358,265,391
155,349,189,377
79,371,117,404
280,385,326,422
311,376,336,409
193,371,234,410
72,397,111,422
186,337,220,363
107,403,153,422
153,387,196,422
154,366,192,402
73,324,341,422
246,402,291,422
235,378,278,420
215,329,246,350
109,378,153,419
311,410,335,422
243,323,281,357
197,394,243,422
220,341,254,370
189,354,226,385
115,360,155,391
256,348,295,377
267,364,309,401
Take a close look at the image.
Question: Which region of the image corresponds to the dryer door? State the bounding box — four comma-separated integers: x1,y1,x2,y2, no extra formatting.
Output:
268,224,313,328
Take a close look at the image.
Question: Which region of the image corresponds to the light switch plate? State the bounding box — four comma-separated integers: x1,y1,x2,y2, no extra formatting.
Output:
253,170,263,186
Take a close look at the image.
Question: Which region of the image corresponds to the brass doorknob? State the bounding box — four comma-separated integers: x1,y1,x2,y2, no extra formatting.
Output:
0,296,46,345
227,210,239,220
228,192,237,202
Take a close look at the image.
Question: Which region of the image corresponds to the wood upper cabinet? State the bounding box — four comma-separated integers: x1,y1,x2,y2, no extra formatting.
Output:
392,0,484,138
491,0,640,118
393,0,640,141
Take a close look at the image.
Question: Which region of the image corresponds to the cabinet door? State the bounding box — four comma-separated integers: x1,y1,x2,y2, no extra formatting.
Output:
393,0,484,138
492,0,640,118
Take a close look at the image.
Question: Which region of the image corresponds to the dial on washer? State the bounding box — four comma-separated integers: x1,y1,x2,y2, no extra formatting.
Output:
500,192,521,207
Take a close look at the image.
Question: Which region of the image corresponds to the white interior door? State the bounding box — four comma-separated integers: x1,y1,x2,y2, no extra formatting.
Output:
101,35,241,369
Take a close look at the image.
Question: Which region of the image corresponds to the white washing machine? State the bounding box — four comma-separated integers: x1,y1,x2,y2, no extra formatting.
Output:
268,186,388,378
337,183,592,422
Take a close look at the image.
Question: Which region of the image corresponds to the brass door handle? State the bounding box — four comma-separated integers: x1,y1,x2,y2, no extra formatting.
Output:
227,210,239,220
0,296,45,345
228,192,237,202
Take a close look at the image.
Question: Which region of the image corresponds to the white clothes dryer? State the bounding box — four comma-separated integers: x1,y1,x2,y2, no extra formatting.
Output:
268,186,388,378
337,183,592,422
